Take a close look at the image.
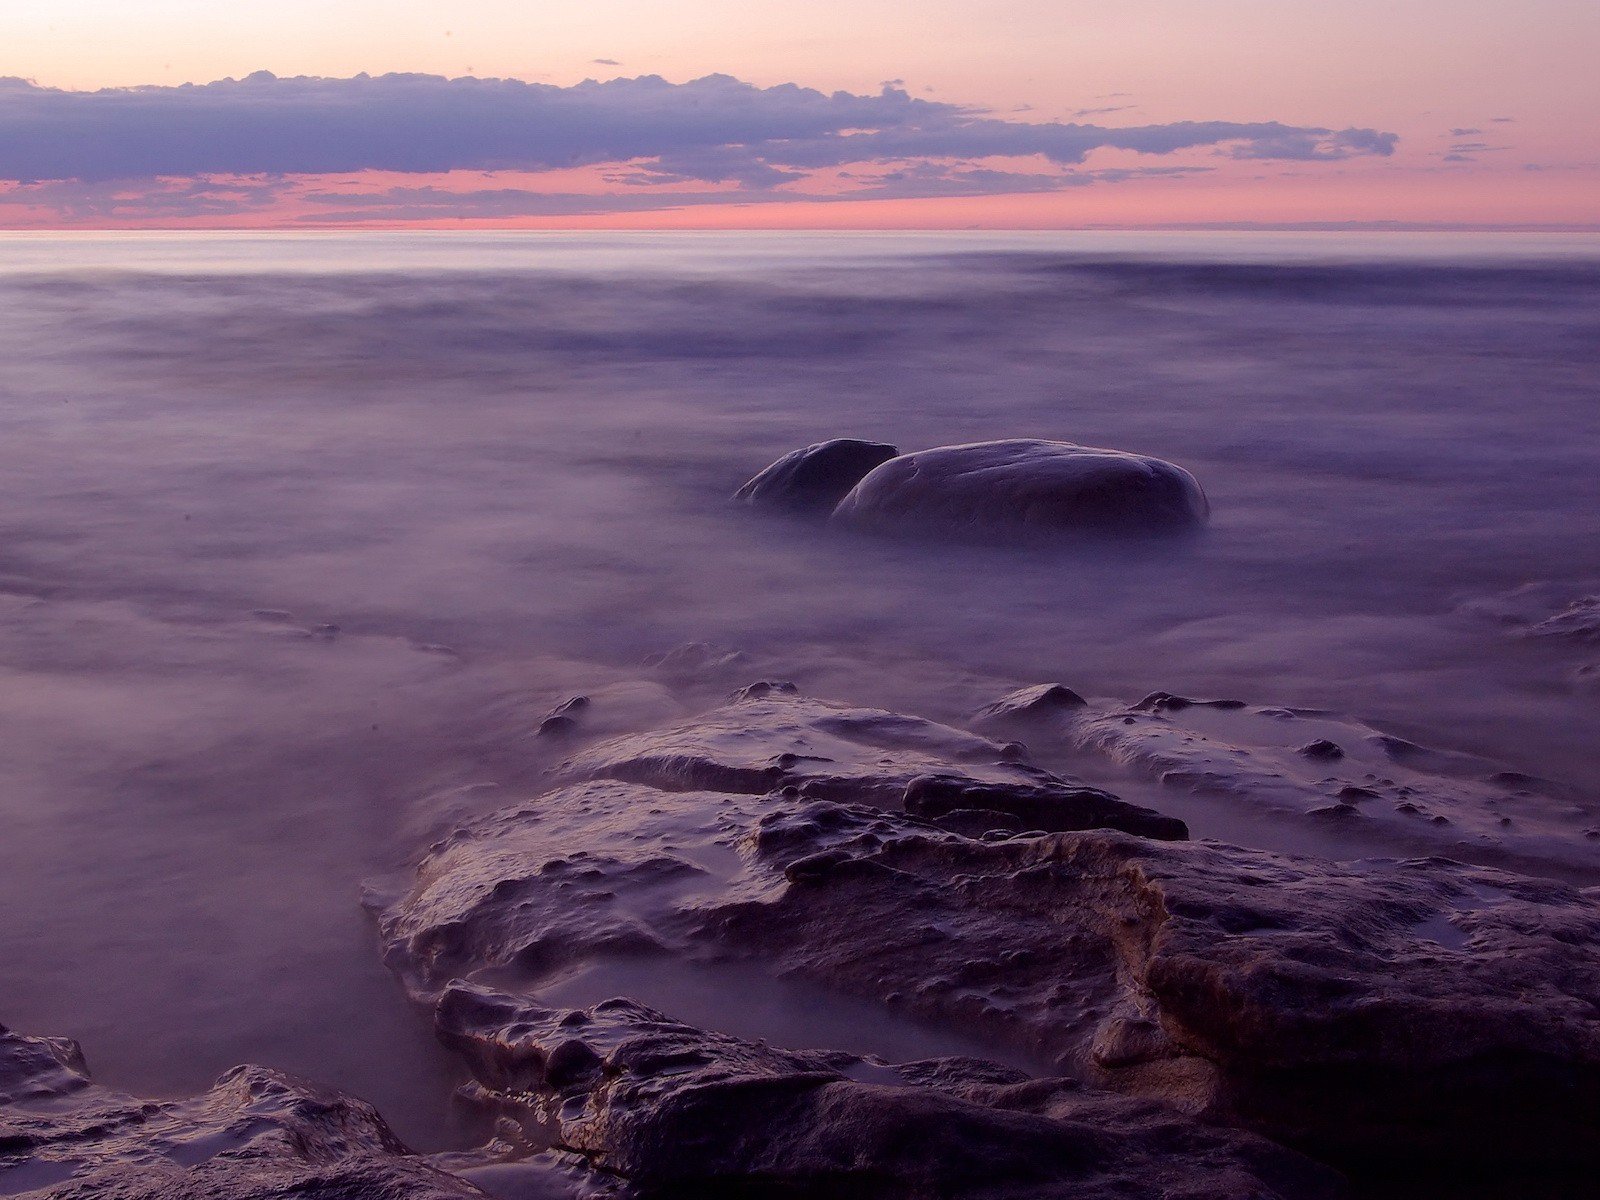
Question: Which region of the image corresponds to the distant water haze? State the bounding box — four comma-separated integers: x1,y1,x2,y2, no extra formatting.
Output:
0,230,1596,1148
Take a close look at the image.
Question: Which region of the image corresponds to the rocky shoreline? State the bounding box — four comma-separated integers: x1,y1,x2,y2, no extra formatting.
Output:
4,439,1597,1198
5,672,1597,1198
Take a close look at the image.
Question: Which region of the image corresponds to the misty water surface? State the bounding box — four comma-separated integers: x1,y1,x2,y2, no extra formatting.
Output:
0,230,1596,1147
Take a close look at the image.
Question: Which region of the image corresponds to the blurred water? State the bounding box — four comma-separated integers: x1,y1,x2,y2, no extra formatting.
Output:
0,230,1596,1147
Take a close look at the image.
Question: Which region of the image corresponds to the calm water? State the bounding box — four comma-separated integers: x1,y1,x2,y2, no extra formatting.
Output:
0,230,1597,1147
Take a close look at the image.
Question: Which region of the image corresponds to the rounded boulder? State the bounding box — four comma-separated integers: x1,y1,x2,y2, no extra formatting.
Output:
830,439,1207,538
734,438,900,515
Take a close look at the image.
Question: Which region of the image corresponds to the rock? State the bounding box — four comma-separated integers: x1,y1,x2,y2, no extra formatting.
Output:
527,681,686,746
1133,692,1246,713
734,439,900,514
972,683,1087,727
712,809,1600,1169
537,696,589,738
978,682,1600,876
903,773,1188,840
1465,583,1600,644
556,690,1046,806
370,778,747,995
1306,801,1360,818
430,986,1345,1200
1528,595,1600,642
728,679,799,702
380,780,1600,1174
1299,739,1345,760
376,692,1600,1178
0,1024,481,1198
830,440,1208,539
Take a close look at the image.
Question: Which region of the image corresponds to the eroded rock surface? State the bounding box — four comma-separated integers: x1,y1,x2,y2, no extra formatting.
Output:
555,691,1181,839
0,1024,482,1199
430,986,1345,1200
376,689,1600,1174
976,683,1599,876
831,439,1208,538
372,778,756,996
734,439,900,514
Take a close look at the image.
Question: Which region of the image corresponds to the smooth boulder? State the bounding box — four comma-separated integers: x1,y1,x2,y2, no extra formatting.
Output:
734,438,900,514
831,439,1208,538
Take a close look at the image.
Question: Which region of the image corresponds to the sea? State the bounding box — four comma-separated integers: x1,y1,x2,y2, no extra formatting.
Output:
0,229,1596,1147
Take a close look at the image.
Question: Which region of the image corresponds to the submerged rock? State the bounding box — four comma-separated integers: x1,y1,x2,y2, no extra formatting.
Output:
831,439,1208,539
0,1024,479,1198
1460,581,1600,644
643,641,746,682
734,438,900,514
431,986,1345,1200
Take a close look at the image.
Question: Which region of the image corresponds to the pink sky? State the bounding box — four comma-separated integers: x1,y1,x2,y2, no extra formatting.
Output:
3,0,1596,229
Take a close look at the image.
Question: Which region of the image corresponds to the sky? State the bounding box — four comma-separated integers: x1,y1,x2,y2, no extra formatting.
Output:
2,0,1596,229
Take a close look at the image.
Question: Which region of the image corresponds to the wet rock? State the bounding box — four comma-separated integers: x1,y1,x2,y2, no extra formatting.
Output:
979,682,1600,875
379,693,1600,1178
734,438,900,514
0,1024,480,1198
1299,739,1345,760
1306,802,1360,819
1134,692,1246,713
1527,595,1600,643
558,691,1048,806
1459,581,1600,669
783,848,857,884
537,696,589,738
831,440,1208,539
729,679,799,702
903,773,1187,840
383,760,1599,1173
522,681,686,750
1337,785,1379,801
971,683,1087,728
929,809,1026,839
714,812,1600,1168
370,779,743,995
431,986,1345,1200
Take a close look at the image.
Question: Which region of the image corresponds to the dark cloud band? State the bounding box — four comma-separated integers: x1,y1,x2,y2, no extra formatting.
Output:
0,71,1397,187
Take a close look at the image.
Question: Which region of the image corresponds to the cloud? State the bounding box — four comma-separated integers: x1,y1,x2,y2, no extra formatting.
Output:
1,175,284,221
286,162,1211,222
0,71,1398,222
1069,104,1136,120
591,58,621,66
0,71,1396,182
